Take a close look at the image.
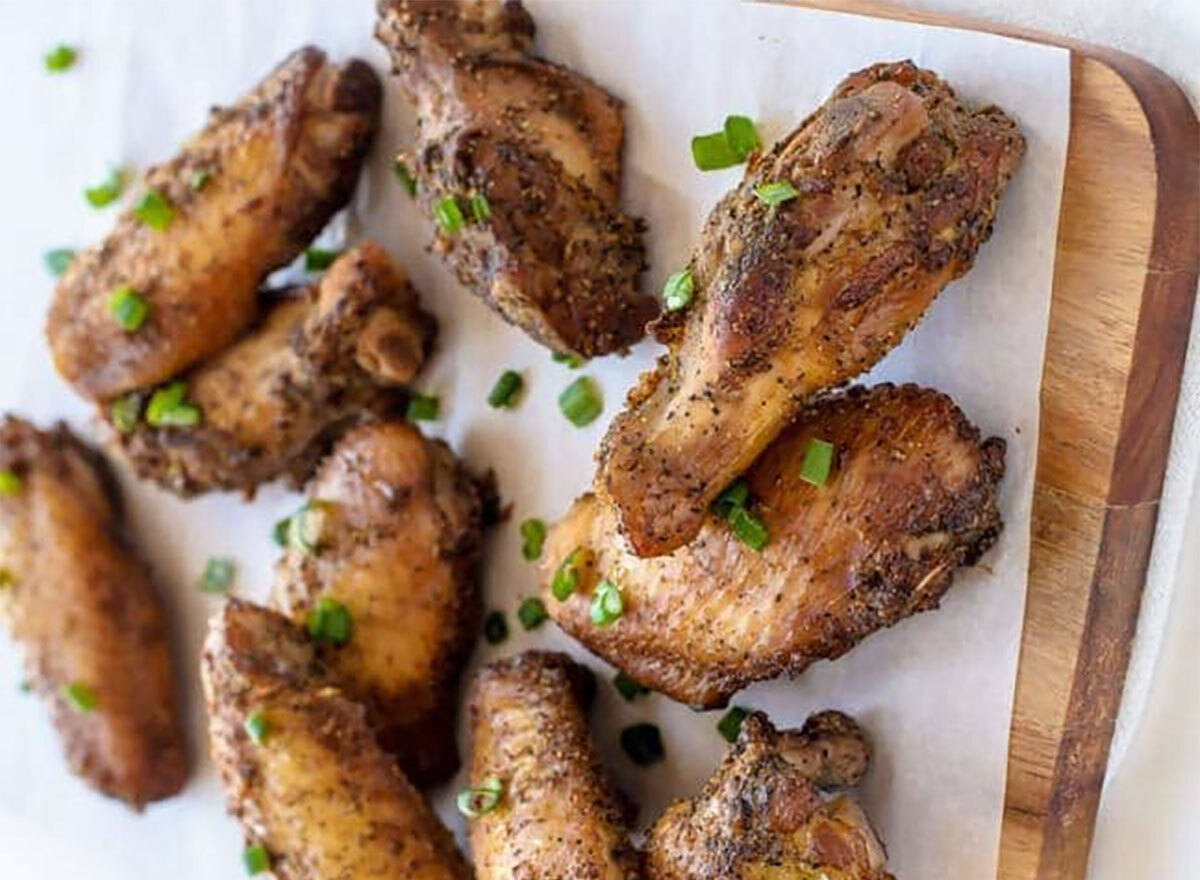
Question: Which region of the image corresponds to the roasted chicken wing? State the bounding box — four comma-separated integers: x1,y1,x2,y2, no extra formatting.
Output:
544,384,1005,708
202,599,470,880
271,421,493,786
47,46,381,402
112,243,435,496
466,652,641,880
376,0,657,357
599,61,1025,556
647,712,893,880
0,417,186,807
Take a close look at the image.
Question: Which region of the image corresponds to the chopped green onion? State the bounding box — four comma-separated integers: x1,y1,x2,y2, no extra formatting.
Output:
286,501,330,555
800,438,835,487
717,706,749,743
146,381,201,428
108,285,148,332
662,269,695,311
271,516,290,548
393,160,417,197
406,392,440,422
306,597,352,646
61,681,98,713
44,45,78,72
0,470,23,497
456,777,504,817
433,195,465,235
711,478,749,519
487,370,524,409
470,193,491,223
729,507,768,551
483,611,508,645
190,169,212,190
133,189,174,231
18,680,32,694
198,558,236,594
754,181,800,209
517,597,548,630
242,843,270,876
44,248,75,277
110,393,143,434
558,377,602,427
552,351,586,369
244,709,269,745
620,722,664,766
304,248,341,272
519,518,546,561
590,579,623,627
724,115,761,159
550,549,582,601
613,672,649,702
84,168,125,208
691,132,739,171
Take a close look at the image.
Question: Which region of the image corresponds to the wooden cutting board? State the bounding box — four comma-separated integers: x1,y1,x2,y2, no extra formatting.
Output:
785,2,1200,878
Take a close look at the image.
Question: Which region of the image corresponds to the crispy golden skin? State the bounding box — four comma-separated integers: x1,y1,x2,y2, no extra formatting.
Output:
647,713,893,880
271,421,492,786
376,0,657,358
544,384,1005,708
112,243,436,496
467,652,641,880
201,600,470,880
47,46,382,401
0,417,186,807
598,61,1025,557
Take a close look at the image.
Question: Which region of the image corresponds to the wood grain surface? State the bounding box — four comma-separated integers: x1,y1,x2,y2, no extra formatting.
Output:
783,3,1200,878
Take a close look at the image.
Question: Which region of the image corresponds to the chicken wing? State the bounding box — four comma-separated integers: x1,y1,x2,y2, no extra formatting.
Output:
202,599,470,880
271,421,493,786
47,46,381,401
646,712,893,880
376,0,657,358
0,417,186,807
467,651,641,880
598,61,1025,556
112,243,436,496
543,384,1005,708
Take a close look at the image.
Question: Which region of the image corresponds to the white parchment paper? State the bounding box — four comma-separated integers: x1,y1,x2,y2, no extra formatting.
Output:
0,1,1068,878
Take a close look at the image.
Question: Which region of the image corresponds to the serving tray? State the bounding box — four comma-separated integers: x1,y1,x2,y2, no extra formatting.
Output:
788,3,1200,877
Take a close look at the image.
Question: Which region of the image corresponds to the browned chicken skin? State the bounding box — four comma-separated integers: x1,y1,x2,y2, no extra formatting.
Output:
0,417,186,807
544,384,1005,708
647,712,893,880
271,421,493,786
46,46,381,402
467,652,641,880
113,243,436,496
599,61,1025,557
202,600,470,880
376,0,657,357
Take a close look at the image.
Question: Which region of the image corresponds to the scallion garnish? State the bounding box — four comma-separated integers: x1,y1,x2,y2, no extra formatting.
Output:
44,44,77,73
552,351,586,369
519,518,546,561
711,477,768,551
190,169,212,190
61,681,98,713
754,181,800,209
133,189,174,231
517,597,548,630
304,248,340,272
108,285,148,332
110,393,143,434
456,777,504,817
84,168,125,208
662,269,695,312
44,248,75,277
550,548,582,601
483,611,509,645
691,115,760,171
18,680,32,693
470,193,491,223
723,115,760,159
487,370,523,409
244,709,269,745
711,478,749,518
800,438,835,487
717,706,749,743
613,672,649,702
393,160,417,197
285,501,330,555
198,557,236,594
271,516,290,548
433,195,465,235
0,470,23,497
620,722,664,766
146,381,201,428
558,376,602,427
306,596,352,646
406,392,440,422
590,579,623,627
242,843,270,876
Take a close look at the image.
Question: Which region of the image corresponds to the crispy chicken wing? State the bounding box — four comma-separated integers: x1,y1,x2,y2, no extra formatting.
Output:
202,599,470,880
271,421,493,786
376,0,657,357
647,712,893,880
112,243,435,496
544,384,1005,708
599,61,1025,556
467,652,641,880
0,417,185,807
47,46,381,401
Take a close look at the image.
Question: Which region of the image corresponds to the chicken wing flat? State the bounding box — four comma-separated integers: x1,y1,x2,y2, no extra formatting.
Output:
0,417,185,807
543,384,1005,708
467,652,641,880
202,599,470,880
599,61,1025,557
646,712,893,880
376,0,657,357
47,46,381,402
271,421,493,786
112,243,436,496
